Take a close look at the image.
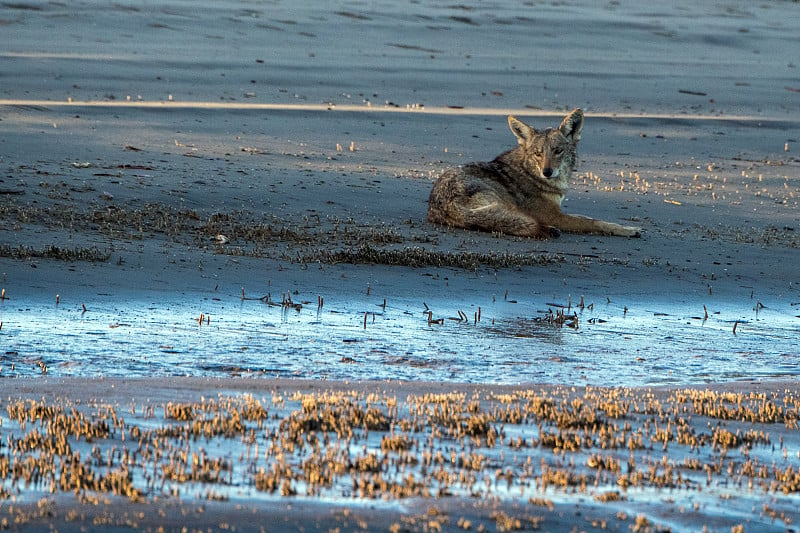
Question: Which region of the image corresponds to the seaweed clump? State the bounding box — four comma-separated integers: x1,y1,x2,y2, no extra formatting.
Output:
0,244,110,262
299,244,565,269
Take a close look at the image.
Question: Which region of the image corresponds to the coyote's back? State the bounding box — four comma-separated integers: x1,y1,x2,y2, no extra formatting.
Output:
427,109,641,239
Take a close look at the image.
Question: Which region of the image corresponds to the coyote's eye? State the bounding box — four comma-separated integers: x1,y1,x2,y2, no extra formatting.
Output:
553,147,563,155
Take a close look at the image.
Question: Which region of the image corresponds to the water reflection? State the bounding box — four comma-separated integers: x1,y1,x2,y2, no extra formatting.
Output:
0,290,796,385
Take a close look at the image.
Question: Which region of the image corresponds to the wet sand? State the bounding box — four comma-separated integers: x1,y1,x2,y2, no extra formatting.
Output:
1,0,800,530
2,377,800,532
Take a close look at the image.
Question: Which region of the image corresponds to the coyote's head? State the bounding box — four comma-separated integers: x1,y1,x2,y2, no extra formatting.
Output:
507,109,584,181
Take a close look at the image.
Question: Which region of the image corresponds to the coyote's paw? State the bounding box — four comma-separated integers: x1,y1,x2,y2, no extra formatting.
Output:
548,226,562,239
620,226,642,238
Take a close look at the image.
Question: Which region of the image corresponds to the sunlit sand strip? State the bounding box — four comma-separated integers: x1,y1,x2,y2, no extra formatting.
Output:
0,98,789,122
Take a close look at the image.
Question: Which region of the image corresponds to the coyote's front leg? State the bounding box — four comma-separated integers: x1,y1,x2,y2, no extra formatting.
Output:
551,212,641,237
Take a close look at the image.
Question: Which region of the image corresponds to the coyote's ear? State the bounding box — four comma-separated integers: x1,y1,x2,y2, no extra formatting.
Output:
508,116,535,145
559,108,584,143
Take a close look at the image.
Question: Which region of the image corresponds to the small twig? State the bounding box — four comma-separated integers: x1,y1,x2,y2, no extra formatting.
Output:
567,312,579,330
426,311,443,326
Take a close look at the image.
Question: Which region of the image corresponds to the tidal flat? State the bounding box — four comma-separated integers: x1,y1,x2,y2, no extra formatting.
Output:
1,378,799,532
2,0,799,530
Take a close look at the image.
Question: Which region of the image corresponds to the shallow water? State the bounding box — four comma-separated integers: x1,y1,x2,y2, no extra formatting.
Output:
2,376,799,532
2,287,797,385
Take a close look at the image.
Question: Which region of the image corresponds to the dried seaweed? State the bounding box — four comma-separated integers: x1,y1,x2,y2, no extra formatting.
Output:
296,244,565,269
0,244,110,262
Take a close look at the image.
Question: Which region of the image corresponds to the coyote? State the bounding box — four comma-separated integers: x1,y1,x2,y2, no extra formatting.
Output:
427,109,641,239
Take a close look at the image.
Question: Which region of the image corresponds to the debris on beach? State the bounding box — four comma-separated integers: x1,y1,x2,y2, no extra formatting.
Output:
1,384,798,531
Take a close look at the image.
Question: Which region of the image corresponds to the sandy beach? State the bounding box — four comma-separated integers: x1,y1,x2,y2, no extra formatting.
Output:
1,0,799,530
